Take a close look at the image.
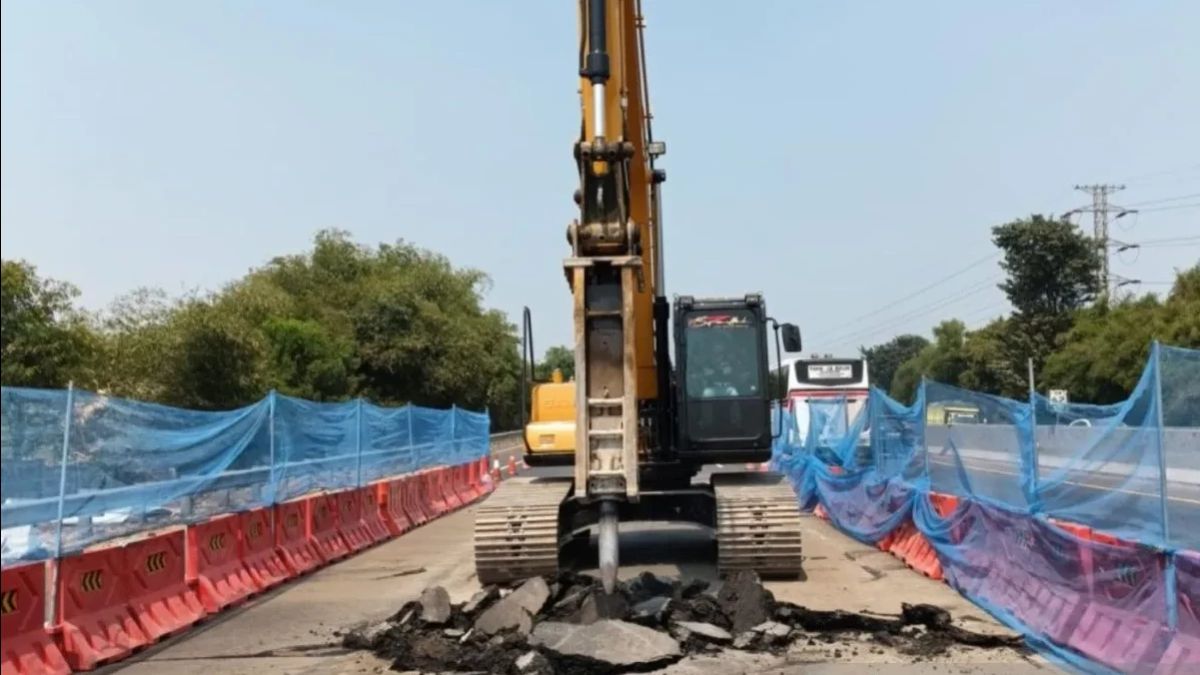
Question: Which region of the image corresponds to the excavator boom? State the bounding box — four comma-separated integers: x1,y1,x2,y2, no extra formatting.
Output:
475,0,805,593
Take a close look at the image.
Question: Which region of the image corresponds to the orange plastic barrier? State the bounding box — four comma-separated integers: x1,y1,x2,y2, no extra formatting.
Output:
453,464,480,505
476,457,494,496
358,487,392,545
439,467,464,511
58,547,146,670
124,531,204,642
1158,631,1200,675
884,520,943,581
1,562,70,675
274,500,322,575
407,474,434,525
423,470,449,516
813,503,830,521
310,494,349,562
335,490,373,553
186,515,257,614
239,509,290,591
928,492,960,518
382,479,412,535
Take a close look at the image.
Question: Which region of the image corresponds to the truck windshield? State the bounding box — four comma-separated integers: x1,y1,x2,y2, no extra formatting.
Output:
684,311,762,399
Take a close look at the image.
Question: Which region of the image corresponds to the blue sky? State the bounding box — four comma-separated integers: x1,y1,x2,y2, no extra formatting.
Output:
3,1,1198,359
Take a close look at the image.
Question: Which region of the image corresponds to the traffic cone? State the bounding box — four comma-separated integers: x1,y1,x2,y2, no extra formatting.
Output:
507,455,517,477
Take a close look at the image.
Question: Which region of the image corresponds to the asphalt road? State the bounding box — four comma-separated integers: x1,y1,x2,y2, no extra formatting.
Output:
927,453,1200,549
104,473,1047,674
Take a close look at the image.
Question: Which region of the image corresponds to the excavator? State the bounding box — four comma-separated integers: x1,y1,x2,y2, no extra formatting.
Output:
474,0,805,593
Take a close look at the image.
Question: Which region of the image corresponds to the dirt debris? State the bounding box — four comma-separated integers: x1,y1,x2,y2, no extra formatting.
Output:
342,570,1026,674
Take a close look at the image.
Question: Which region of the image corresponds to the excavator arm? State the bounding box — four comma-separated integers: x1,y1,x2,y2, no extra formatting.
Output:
568,0,663,591
476,0,805,595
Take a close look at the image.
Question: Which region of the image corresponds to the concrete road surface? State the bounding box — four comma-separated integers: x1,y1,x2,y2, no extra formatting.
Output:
106,483,1051,674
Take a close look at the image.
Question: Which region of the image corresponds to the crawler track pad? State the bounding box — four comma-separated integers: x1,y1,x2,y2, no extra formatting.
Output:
474,477,572,584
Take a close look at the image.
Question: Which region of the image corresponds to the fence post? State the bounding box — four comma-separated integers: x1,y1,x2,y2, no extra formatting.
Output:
47,381,75,627
1152,342,1177,630
919,377,930,483
450,404,458,465
268,391,277,535
53,382,75,560
355,397,364,487
407,404,417,472
1027,357,1040,510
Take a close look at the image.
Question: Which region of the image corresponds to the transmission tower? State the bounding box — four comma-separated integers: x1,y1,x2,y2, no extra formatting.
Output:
1064,184,1132,305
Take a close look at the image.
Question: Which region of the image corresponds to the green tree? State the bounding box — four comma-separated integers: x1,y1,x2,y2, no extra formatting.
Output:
860,334,928,393
162,299,269,409
1,260,98,388
262,317,355,400
535,345,575,381
95,288,175,401
992,215,1101,377
1043,264,1199,404
959,317,1027,399
890,320,969,403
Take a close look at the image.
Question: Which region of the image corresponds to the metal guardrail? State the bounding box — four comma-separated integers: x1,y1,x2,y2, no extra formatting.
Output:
488,430,524,455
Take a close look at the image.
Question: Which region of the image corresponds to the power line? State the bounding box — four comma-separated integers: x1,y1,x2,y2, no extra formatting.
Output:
829,252,999,331
1116,163,1200,185
827,276,1001,347
1123,192,1200,207
1133,235,1200,246
1136,202,1200,213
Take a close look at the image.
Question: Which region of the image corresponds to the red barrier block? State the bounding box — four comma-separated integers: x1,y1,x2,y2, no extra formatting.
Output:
274,500,322,575
477,457,495,496
452,464,477,505
58,547,147,670
310,494,349,562
382,480,411,535
359,487,392,544
928,492,960,518
239,509,290,591
438,467,464,511
406,475,433,525
423,470,449,516
124,531,204,643
885,520,943,581
1157,632,1200,675
813,503,830,522
1066,604,1169,673
1003,568,1087,647
336,490,373,553
187,515,257,614
1,562,70,675
469,462,486,501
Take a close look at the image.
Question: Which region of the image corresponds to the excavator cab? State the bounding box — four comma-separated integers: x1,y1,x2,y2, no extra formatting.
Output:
674,295,773,459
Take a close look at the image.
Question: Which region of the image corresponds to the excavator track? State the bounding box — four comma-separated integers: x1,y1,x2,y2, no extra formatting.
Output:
713,472,804,578
473,477,572,584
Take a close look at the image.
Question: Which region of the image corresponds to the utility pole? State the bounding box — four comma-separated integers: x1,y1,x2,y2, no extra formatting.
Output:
1064,184,1131,306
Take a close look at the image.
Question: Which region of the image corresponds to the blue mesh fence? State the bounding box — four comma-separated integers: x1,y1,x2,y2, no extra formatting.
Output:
774,341,1199,672
1,389,488,567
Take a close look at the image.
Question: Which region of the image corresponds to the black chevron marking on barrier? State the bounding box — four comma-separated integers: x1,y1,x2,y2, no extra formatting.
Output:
287,513,300,529
209,533,227,551
250,521,264,538
0,589,16,614
81,570,104,592
145,551,167,573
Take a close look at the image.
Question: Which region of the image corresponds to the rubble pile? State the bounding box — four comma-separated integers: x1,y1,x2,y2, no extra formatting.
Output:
342,571,1022,674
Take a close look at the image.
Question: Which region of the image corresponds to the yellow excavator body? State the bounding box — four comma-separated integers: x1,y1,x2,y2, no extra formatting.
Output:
524,369,576,458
